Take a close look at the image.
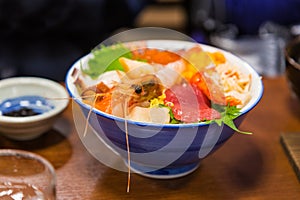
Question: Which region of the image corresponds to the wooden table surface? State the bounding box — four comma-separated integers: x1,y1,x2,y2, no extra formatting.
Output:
1,75,300,200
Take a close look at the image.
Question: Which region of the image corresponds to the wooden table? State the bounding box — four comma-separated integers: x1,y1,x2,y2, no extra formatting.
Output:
1,75,300,199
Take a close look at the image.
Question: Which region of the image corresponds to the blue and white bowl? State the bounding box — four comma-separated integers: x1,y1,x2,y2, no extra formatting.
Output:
66,40,263,178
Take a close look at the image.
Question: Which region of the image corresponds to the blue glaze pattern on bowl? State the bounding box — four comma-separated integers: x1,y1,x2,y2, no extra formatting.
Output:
77,101,247,178
0,95,55,116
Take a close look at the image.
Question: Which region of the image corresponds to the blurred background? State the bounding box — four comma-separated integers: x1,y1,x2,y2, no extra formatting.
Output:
0,0,299,81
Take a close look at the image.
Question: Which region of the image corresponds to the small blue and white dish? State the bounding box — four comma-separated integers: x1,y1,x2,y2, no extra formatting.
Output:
0,77,69,140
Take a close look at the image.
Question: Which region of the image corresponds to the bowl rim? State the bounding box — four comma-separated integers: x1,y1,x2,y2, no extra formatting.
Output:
0,77,69,124
65,39,264,128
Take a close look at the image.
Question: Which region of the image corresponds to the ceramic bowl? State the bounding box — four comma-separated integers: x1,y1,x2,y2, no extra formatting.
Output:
285,36,300,101
0,77,69,140
66,40,263,178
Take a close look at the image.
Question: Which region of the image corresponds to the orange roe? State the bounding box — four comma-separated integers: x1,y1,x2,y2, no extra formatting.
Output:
132,48,180,65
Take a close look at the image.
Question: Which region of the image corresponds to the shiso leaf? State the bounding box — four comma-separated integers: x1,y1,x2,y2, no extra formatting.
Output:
82,44,132,79
211,104,252,135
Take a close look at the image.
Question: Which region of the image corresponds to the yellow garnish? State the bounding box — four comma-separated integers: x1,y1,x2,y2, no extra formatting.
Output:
181,59,198,81
150,91,166,108
207,51,226,65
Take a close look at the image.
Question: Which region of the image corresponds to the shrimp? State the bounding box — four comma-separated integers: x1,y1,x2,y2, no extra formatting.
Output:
111,74,164,117
111,74,164,193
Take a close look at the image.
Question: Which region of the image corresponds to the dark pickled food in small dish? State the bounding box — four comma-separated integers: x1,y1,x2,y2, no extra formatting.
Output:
3,107,40,117
0,95,54,117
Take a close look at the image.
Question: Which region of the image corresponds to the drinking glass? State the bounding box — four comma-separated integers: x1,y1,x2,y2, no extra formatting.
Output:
0,149,56,200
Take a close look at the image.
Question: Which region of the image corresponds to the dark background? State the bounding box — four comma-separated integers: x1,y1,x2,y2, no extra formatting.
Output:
0,0,299,81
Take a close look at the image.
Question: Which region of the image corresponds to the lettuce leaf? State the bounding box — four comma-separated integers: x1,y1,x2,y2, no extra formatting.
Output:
82,44,132,79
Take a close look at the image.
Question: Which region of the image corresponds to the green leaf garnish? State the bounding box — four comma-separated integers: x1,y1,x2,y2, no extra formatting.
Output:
211,104,252,134
81,44,132,79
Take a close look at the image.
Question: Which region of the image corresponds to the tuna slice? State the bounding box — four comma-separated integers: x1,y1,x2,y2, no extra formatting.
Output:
164,84,221,123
